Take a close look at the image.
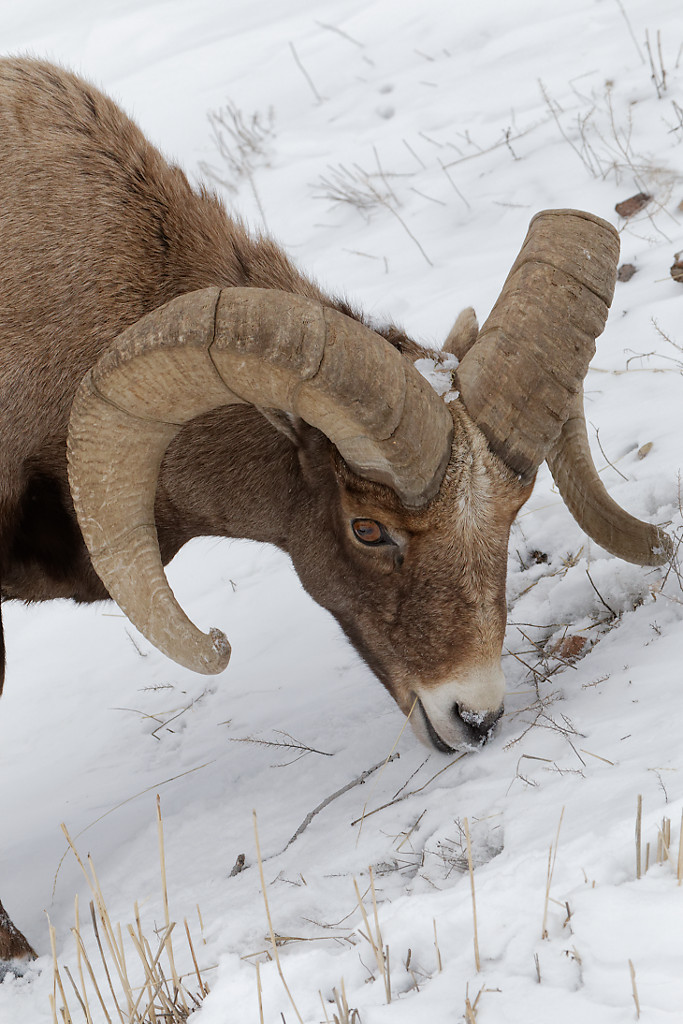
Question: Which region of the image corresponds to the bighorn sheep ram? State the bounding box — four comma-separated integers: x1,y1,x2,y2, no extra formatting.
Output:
0,58,670,962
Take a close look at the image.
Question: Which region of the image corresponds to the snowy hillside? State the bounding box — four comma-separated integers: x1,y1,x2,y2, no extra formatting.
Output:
1,1,683,1022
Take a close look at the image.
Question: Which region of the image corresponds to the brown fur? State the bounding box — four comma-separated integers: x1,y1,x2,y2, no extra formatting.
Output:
0,55,534,961
0,56,529,701
0,900,35,963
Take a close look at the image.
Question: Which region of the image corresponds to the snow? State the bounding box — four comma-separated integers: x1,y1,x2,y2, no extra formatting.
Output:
414,354,460,400
2,0,683,1021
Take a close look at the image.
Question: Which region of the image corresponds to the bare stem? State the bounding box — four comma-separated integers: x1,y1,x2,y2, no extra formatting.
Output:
464,818,481,971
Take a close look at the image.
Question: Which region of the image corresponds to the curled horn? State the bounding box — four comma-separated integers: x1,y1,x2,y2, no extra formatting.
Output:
457,209,619,481
67,287,453,674
456,208,671,565
546,393,671,565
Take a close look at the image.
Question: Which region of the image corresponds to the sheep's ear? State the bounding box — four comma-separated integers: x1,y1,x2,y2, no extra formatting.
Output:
442,307,478,360
257,406,303,446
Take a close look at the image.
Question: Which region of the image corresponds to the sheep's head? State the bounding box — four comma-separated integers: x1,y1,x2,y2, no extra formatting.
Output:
284,400,531,751
66,210,671,752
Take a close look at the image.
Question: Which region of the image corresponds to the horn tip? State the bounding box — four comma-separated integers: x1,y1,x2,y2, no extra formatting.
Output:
206,627,231,672
649,528,674,566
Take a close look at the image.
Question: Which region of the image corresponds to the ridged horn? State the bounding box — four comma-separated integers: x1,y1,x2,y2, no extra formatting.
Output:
457,209,620,482
546,392,672,565
67,286,453,674
455,208,671,565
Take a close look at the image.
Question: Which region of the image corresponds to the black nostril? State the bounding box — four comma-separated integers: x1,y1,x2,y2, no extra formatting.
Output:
454,704,503,742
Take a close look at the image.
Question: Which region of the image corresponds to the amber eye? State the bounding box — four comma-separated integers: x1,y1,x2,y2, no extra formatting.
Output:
351,518,386,545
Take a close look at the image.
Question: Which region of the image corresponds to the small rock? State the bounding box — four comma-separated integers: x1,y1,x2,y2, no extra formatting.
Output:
617,263,637,282
615,192,652,218
670,260,683,283
229,853,246,877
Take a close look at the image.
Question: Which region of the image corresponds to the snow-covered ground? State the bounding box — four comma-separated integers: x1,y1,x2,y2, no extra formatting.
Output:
2,1,683,1021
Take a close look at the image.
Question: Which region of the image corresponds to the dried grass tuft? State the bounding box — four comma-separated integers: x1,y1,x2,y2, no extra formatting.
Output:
353,870,391,1004
51,804,211,1023
329,980,361,1024
634,796,683,881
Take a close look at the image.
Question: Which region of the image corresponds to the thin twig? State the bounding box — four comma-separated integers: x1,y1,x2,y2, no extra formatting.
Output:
442,119,546,168
289,42,325,103
438,159,471,208
403,138,426,169
315,20,363,48
613,0,645,63
373,146,399,205
376,193,433,266
350,753,467,826
592,425,628,481
585,569,617,618
230,732,333,758
355,700,418,841
52,759,215,897
284,755,400,850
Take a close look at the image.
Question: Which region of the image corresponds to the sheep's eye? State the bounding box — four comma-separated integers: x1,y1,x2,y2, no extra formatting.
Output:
351,519,387,545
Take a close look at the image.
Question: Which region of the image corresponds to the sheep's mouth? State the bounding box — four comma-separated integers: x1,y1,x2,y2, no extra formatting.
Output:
417,698,457,754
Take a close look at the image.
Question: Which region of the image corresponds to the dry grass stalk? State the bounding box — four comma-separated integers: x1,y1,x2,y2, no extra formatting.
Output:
353,872,390,1003
195,906,206,946
629,959,641,1019
614,0,645,63
314,162,433,267
541,808,565,940
203,102,274,187
157,796,187,1015
253,810,304,1024
256,961,264,1024
73,896,94,1024
53,814,210,1023
636,803,683,878
183,920,206,999
369,869,391,1003
331,981,361,1023
464,983,485,1022
288,41,325,103
433,918,442,973
48,914,73,1024
656,817,672,866
319,989,332,1023
645,29,667,98
635,795,643,879
463,818,481,972
579,748,614,766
